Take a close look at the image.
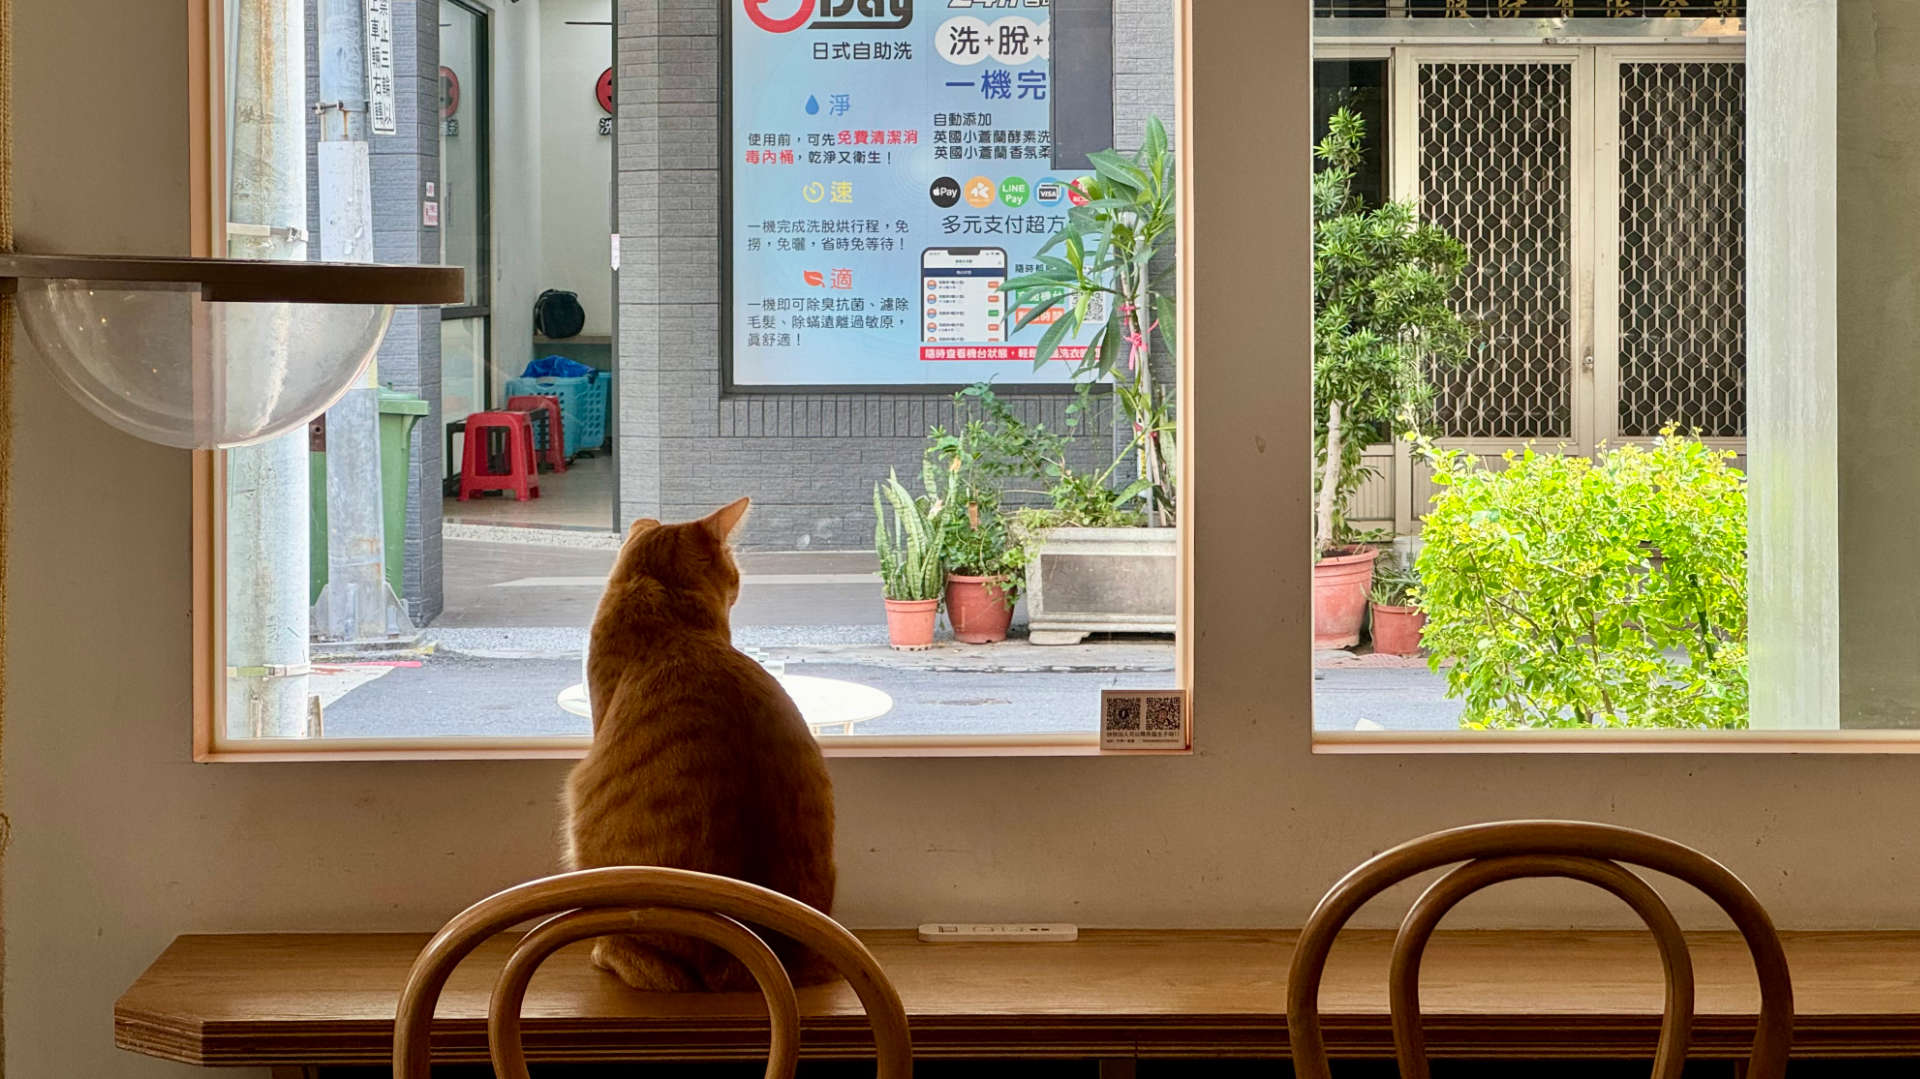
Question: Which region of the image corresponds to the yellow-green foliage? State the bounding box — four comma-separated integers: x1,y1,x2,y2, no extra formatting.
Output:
1416,433,1748,730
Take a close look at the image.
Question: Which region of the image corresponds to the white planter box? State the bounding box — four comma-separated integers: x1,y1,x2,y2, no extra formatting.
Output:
1025,526,1178,645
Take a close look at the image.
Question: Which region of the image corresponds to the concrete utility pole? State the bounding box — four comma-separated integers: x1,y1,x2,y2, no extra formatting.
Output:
311,0,413,641
225,0,314,737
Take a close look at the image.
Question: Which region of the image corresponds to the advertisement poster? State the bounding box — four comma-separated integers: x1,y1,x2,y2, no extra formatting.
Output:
729,0,1096,387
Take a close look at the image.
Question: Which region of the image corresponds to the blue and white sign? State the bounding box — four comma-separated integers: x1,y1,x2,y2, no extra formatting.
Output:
729,0,1094,387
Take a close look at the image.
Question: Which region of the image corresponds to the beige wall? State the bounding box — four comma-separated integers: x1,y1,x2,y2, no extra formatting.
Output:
9,2,1920,1077
1838,0,1920,729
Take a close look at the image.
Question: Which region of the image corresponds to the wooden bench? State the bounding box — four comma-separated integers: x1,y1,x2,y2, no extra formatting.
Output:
115,929,1920,1074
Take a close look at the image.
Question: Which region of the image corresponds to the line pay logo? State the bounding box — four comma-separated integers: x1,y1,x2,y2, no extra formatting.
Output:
745,0,914,34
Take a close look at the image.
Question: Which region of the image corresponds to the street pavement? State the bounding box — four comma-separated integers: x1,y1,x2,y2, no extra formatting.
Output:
316,538,1463,738
318,656,1184,739
319,651,1460,738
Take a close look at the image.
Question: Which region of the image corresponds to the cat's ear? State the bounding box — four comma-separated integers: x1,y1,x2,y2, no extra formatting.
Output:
700,497,751,543
628,517,661,536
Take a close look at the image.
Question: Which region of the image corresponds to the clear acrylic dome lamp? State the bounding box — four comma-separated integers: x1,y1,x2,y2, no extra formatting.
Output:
15,279,393,449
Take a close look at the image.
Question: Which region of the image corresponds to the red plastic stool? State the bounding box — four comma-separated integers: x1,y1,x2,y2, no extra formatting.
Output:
457,411,541,502
506,394,567,473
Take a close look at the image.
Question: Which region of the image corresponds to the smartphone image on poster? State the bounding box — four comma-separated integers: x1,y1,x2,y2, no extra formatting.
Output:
921,247,1007,344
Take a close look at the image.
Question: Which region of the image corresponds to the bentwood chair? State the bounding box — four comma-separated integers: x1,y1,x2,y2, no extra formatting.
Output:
393,867,912,1079
1287,820,1793,1079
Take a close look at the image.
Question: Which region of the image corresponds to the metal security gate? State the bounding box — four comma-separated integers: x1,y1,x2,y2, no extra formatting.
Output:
1413,54,1586,449
1327,38,1746,532
1605,57,1747,443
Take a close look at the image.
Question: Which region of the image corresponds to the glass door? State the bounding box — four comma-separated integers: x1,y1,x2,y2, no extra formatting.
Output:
440,0,491,479
1401,50,1593,462
1594,47,1747,458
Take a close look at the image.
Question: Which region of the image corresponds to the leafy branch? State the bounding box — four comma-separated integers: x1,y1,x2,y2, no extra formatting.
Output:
1003,116,1178,526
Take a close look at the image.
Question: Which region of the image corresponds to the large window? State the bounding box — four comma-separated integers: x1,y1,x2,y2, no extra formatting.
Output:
204,2,1881,755
1309,7,1881,743
202,0,1189,756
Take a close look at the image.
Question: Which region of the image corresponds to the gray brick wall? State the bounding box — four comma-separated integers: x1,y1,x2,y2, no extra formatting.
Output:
380,0,444,625
304,0,443,622
1113,0,1176,153
615,0,1160,550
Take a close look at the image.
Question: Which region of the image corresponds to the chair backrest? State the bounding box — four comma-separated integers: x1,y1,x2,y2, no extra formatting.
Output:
1286,820,1792,1079
393,867,912,1079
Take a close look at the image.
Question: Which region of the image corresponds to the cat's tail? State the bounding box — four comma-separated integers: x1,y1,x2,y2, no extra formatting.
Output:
591,933,704,992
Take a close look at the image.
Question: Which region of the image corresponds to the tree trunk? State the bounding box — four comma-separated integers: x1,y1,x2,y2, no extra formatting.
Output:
1132,246,1168,527
1316,399,1345,556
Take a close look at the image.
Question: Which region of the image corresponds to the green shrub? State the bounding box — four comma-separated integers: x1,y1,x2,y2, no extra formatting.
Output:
1415,434,1748,730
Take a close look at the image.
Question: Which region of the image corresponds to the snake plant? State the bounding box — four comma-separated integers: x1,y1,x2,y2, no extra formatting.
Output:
873,460,958,602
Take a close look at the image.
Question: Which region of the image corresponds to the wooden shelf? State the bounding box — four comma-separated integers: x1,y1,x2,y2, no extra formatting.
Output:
113,929,1920,1068
0,252,464,304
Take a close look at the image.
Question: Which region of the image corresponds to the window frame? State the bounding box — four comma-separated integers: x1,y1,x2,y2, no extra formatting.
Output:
191,1,1904,759
439,0,495,443
185,0,1195,762
439,0,494,323
1312,11,1898,749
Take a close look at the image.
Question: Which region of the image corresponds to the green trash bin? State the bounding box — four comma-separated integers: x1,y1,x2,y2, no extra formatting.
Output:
309,388,431,604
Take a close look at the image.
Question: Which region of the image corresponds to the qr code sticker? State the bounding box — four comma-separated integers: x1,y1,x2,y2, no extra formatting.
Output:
1101,690,1188,750
1144,695,1184,732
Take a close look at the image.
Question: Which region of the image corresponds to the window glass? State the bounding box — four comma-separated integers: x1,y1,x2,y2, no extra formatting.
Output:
214,0,1187,750
1314,59,1388,213
1297,0,1866,737
1310,7,1802,738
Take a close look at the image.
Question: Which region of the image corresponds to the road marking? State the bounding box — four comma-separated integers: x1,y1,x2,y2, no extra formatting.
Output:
494,574,881,588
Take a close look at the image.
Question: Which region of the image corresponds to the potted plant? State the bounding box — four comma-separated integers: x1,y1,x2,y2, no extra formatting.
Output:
872,462,958,651
1368,556,1425,657
1000,117,1179,645
928,395,1027,644
1005,427,1169,645
1311,108,1472,648
943,514,1023,644
935,383,1168,645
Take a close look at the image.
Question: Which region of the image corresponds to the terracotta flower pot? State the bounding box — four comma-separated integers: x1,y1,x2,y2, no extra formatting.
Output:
1369,602,1427,656
883,598,940,651
945,574,1015,644
1312,546,1379,650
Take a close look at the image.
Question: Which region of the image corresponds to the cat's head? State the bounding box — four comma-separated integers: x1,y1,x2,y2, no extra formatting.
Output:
604,498,751,627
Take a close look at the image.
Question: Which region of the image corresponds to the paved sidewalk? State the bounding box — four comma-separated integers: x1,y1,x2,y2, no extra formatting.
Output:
313,537,1462,737
439,539,887,628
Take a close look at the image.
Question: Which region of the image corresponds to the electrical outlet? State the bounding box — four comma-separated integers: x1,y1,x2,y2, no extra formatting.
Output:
917,923,1079,943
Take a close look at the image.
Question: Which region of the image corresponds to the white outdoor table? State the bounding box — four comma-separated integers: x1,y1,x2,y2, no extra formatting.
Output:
556,673,893,736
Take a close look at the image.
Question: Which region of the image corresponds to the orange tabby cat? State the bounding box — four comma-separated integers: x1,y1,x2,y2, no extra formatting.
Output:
563,497,837,991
